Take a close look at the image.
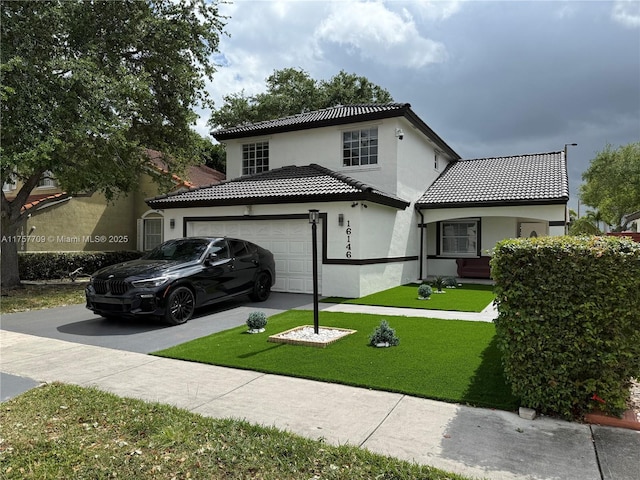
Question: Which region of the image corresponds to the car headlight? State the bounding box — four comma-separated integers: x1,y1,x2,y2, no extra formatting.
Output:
131,276,169,288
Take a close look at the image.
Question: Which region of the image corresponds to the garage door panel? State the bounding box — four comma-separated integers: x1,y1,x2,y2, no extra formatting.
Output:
186,219,321,294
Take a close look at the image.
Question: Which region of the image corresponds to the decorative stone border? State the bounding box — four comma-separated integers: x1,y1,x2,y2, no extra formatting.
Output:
268,325,357,348
584,409,640,431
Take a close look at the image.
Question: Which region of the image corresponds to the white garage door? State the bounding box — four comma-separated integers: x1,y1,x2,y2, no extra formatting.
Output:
186,219,322,294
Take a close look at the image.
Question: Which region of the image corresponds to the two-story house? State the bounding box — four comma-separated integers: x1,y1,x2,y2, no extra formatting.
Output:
147,103,568,298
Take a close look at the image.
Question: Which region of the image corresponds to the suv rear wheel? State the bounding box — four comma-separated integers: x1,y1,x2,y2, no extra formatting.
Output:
249,272,271,302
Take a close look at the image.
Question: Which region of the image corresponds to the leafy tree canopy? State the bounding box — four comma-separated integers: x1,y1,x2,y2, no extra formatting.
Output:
209,68,394,129
579,142,640,230
0,0,226,287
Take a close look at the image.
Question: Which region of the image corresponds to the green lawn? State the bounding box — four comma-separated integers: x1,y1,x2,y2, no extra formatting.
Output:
154,311,518,411
0,383,473,480
323,283,495,312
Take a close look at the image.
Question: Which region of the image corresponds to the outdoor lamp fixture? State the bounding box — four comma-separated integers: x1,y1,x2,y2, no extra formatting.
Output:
564,143,577,160
169,219,175,229
308,209,320,224
395,128,404,140
308,209,320,334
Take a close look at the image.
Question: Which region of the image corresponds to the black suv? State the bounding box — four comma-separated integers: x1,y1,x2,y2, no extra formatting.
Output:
86,237,275,325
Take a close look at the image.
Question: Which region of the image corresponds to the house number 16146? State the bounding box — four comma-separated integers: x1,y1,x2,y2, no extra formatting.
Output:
345,220,352,258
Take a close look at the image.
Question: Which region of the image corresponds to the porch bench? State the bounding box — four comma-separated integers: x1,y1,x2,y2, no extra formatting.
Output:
456,257,491,279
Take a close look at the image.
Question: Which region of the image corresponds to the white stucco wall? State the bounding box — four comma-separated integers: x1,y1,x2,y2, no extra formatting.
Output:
221,118,455,202
421,204,567,279
160,200,419,298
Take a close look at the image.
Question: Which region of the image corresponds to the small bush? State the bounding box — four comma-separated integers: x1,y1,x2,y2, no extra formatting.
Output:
492,235,640,419
369,320,399,347
444,277,458,288
19,251,143,280
246,311,267,331
431,276,446,292
417,283,432,299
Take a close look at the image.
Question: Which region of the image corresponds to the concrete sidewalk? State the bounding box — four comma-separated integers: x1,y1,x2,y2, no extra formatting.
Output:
1,327,638,480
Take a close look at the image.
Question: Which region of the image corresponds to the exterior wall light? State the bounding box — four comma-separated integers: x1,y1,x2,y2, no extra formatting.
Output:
309,209,320,224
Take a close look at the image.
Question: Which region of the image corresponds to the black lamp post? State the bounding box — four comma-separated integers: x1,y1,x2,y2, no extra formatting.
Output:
309,209,320,334
564,143,577,234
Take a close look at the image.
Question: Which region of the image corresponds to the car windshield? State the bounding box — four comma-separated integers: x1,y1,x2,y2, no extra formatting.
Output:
144,239,209,262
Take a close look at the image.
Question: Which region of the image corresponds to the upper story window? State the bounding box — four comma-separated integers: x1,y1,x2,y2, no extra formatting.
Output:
242,142,269,175
37,170,57,189
343,127,378,167
434,151,439,170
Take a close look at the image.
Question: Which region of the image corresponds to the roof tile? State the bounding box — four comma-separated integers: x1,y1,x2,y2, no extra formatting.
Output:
147,164,410,209
417,152,568,208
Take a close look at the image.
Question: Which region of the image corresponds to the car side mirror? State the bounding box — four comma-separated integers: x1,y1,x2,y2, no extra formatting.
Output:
204,252,218,266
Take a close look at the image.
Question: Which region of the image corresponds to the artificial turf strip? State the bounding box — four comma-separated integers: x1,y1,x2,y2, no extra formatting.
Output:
323,283,495,312
153,311,518,411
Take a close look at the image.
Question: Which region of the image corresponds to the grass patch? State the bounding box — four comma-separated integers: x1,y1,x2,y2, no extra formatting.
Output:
0,383,473,480
154,311,518,410
0,282,86,314
323,283,494,312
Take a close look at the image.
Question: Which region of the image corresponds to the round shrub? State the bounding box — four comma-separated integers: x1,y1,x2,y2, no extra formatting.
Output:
369,320,399,347
444,277,458,288
246,311,267,331
417,283,432,299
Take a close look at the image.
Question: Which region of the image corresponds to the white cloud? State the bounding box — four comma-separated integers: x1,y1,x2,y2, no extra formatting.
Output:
314,1,448,68
411,0,462,21
612,0,640,27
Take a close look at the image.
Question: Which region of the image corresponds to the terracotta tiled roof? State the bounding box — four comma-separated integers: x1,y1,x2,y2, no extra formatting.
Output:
185,164,225,187
147,164,410,209
212,103,460,160
416,151,569,208
22,192,71,211
145,149,224,189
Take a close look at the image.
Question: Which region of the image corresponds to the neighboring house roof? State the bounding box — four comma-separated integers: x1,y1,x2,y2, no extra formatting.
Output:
416,151,568,209
622,210,640,224
212,103,461,160
15,150,224,213
147,164,410,210
22,192,72,212
145,149,225,189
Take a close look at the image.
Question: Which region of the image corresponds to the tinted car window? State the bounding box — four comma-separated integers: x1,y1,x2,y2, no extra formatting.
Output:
144,239,209,262
230,240,249,257
209,239,230,259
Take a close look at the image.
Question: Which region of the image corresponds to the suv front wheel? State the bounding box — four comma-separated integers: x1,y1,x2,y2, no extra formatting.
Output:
164,286,195,325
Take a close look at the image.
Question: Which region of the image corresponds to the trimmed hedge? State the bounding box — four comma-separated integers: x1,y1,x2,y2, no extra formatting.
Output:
491,236,640,419
19,251,143,281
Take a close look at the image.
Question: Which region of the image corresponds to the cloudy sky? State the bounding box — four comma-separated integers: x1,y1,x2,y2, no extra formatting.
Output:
196,0,640,211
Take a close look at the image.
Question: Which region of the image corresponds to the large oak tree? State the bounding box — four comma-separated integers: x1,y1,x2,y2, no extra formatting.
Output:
1,0,225,288
580,142,640,230
209,68,394,129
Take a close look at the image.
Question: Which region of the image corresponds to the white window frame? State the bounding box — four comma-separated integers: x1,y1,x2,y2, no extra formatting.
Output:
342,127,378,167
434,151,440,170
439,219,479,257
37,170,57,189
242,141,269,175
137,210,164,251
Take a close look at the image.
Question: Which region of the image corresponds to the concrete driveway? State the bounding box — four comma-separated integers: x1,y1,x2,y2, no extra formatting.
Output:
0,292,315,353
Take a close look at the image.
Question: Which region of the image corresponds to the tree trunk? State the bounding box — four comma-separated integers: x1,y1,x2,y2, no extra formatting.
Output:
1,215,22,289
